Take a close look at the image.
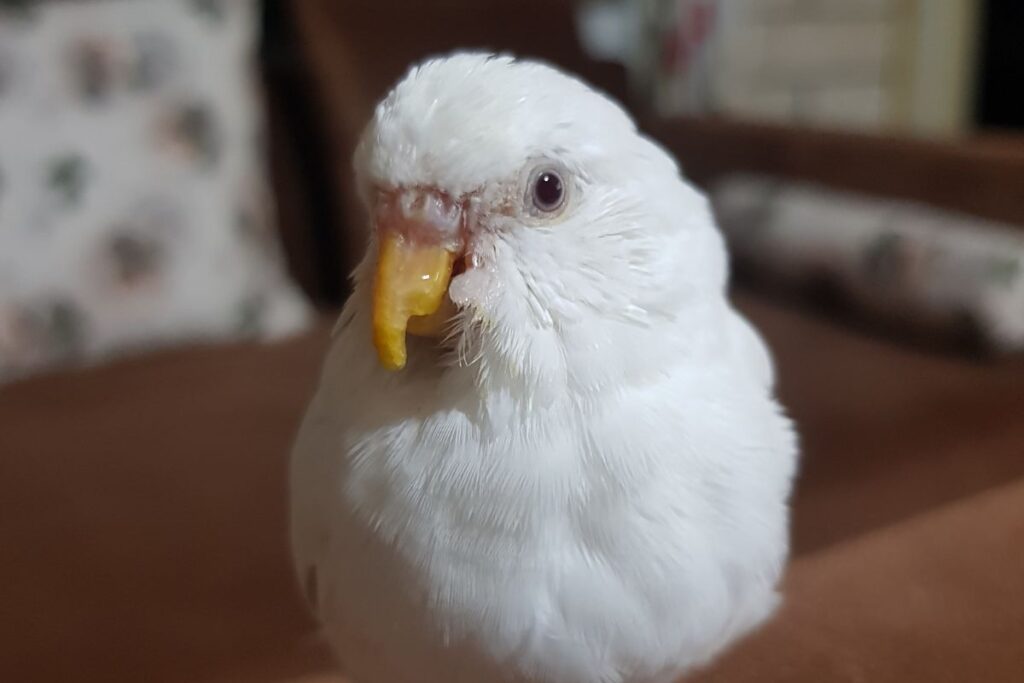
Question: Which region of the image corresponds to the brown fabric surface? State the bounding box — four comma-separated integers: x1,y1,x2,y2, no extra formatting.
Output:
691,477,1024,683
735,294,1024,554
0,323,336,683
2,293,1023,682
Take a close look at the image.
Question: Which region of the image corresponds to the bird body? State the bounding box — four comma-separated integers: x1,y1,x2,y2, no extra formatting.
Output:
291,53,797,683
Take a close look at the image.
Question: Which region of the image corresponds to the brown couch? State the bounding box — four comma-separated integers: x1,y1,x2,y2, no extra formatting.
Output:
5,292,1023,683
3,2,1023,681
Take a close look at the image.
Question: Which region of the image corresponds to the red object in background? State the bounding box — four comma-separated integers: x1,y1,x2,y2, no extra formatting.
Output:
660,0,717,74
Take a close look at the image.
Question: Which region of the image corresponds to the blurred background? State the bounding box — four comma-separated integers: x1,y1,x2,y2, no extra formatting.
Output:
628,0,990,136
2,1,1023,682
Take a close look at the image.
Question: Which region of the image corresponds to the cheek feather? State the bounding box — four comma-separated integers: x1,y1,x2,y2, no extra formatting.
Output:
449,267,496,310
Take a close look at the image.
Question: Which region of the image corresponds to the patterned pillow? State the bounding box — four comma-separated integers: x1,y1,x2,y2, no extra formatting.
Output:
712,174,1024,352
0,0,310,383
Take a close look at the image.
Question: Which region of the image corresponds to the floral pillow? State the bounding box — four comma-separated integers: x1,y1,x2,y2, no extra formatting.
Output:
0,0,310,383
712,174,1024,352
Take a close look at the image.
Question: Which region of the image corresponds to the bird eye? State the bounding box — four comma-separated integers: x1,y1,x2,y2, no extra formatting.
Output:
529,168,566,214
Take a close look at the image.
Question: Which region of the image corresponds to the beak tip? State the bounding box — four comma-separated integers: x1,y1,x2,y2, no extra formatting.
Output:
373,331,407,371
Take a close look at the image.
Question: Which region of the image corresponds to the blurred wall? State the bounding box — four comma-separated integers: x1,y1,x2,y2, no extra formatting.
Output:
651,0,981,136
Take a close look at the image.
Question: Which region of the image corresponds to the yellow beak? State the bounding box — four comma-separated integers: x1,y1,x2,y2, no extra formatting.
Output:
372,232,458,371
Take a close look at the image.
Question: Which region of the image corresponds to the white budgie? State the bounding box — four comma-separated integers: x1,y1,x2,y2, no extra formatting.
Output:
290,53,797,683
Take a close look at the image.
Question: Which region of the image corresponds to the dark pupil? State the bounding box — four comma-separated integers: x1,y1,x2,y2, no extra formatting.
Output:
534,172,563,209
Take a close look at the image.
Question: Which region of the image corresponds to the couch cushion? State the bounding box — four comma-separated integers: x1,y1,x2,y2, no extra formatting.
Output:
2,292,1023,682
0,314,335,683
691,476,1024,683
740,293,1024,554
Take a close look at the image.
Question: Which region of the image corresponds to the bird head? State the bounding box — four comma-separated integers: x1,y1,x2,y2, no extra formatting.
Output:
352,54,727,391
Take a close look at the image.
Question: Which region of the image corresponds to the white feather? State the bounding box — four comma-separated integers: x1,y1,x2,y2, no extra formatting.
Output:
292,53,797,683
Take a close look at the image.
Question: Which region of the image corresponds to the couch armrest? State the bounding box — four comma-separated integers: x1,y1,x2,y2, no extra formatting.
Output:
645,117,1024,228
